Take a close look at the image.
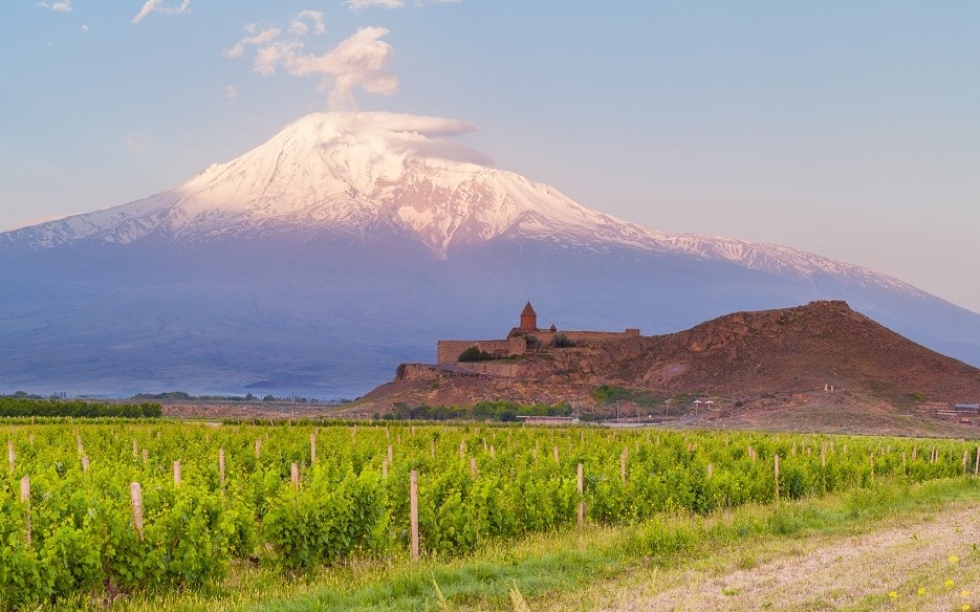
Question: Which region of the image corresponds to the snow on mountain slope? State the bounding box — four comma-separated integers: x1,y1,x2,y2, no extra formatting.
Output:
0,112,921,296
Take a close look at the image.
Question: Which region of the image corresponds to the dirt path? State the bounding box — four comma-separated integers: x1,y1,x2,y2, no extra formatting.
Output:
602,503,980,611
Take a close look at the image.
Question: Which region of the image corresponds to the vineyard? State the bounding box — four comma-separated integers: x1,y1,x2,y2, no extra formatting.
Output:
1,419,979,609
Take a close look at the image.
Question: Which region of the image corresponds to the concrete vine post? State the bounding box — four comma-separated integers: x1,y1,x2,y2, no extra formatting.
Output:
219,448,226,488
21,476,30,546
130,482,144,540
620,448,628,484
410,470,419,561
774,454,780,503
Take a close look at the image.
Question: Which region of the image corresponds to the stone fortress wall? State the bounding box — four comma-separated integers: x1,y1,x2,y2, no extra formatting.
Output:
437,337,527,364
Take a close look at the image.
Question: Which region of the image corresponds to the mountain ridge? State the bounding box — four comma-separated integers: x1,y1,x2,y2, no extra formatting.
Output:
0,111,977,398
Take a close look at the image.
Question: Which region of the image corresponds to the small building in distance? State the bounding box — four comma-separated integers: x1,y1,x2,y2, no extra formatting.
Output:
436,302,641,365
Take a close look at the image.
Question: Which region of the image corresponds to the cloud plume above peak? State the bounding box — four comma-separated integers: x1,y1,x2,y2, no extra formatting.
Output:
225,17,397,111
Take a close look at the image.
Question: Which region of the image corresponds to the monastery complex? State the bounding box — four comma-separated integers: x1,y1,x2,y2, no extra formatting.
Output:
436,302,641,364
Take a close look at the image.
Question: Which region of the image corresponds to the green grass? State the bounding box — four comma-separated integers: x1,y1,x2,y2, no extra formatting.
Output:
40,476,980,612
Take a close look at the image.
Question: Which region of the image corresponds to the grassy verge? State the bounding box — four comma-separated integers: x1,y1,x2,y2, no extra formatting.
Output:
47,477,980,612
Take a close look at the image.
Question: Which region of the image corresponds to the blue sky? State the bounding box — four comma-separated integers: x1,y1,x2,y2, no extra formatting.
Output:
3,1,979,312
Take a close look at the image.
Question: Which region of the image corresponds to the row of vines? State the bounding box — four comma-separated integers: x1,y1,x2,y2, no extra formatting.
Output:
1,420,977,607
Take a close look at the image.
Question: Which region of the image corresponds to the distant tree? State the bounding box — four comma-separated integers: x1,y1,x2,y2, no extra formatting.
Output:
262,394,276,402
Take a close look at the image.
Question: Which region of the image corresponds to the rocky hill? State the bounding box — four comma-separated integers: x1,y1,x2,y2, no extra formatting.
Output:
353,301,980,428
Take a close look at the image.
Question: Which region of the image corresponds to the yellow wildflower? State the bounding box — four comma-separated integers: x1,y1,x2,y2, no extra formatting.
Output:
918,587,927,596
947,579,956,589
888,591,897,600
950,555,960,564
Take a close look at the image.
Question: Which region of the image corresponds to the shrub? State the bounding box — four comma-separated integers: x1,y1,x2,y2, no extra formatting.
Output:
458,346,494,362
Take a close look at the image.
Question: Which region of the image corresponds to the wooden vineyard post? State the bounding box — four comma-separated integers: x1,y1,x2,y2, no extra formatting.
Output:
459,441,465,459
291,463,300,489
554,446,560,463
490,445,495,459
81,455,90,473
577,463,585,530
388,444,394,465
870,453,875,483
774,454,780,503
975,447,979,476
410,470,419,561
707,464,713,478
142,449,148,465
912,446,917,461
255,438,262,459
430,438,436,458
173,461,181,486
310,433,317,465
470,457,477,479
21,476,30,546
7,440,14,475
132,439,138,459
219,448,226,488
131,482,144,540
77,435,84,455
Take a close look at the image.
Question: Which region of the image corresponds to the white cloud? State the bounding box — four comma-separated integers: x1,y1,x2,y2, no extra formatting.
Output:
132,0,191,25
37,1,73,12
290,10,326,37
346,0,403,9
225,85,239,100
224,26,280,60
126,133,152,153
225,16,398,111
346,0,459,10
80,24,89,33
285,27,397,110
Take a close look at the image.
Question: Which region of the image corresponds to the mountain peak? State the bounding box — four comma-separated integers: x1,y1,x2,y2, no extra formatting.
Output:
0,112,923,297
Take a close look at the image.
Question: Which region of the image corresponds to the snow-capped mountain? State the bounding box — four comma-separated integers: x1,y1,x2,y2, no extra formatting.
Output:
0,112,977,397
1,113,919,293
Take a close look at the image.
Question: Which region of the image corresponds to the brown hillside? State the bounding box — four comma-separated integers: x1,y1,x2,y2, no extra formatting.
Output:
351,301,980,426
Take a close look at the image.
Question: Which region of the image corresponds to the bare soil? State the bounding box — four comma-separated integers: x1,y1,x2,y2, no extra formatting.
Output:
594,501,980,611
